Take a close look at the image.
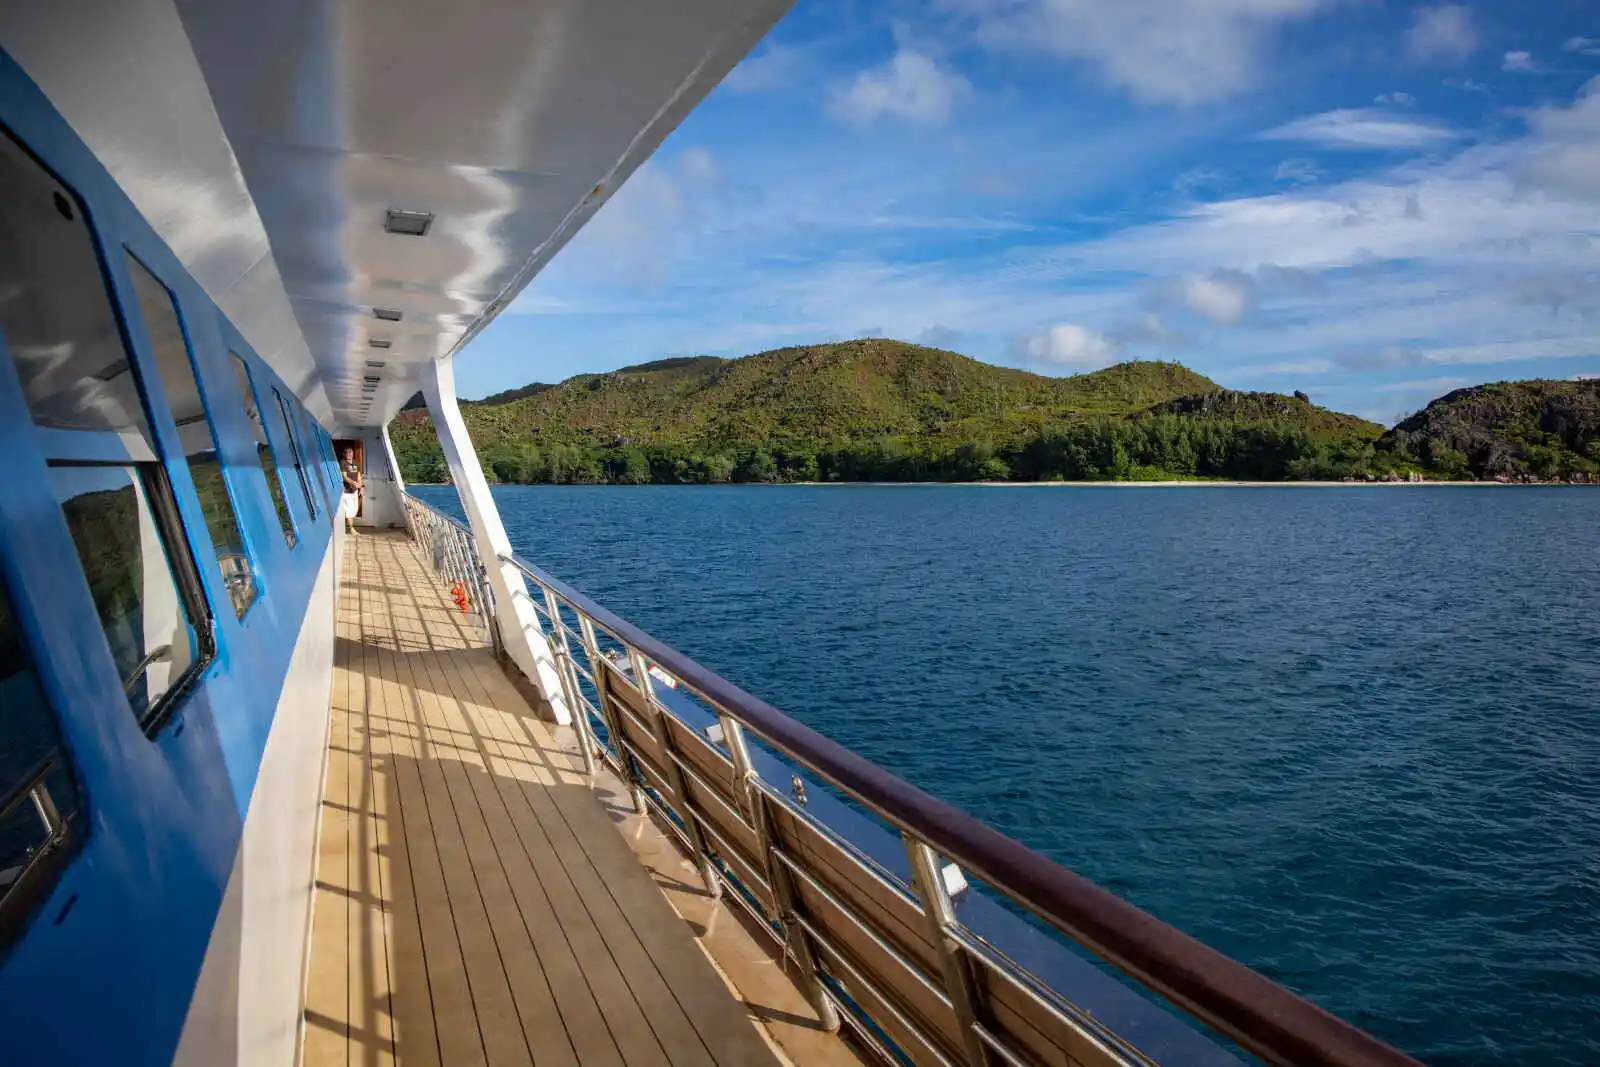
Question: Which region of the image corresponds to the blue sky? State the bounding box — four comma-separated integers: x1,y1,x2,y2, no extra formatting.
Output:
455,0,1600,425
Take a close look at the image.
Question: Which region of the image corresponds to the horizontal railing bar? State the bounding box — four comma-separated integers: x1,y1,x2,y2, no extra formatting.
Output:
752,780,925,912
972,1022,1038,1067
948,925,1146,1066
403,493,1418,1067
771,846,949,1004
621,740,676,796
633,781,694,850
684,807,774,896
818,980,917,1067
664,749,747,826
617,703,655,739
794,911,962,1067
0,755,57,823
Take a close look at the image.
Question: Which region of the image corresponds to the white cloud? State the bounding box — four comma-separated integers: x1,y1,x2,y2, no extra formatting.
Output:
1257,108,1462,150
1021,323,1119,369
1564,37,1600,58
1173,166,1230,197
500,68,1600,400
1506,272,1600,318
1273,157,1321,184
1159,269,1258,324
966,0,1328,107
1412,336,1600,365
1333,345,1428,371
725,44,810,93
1518,76,1600,199
1502,51,1539,73
1375,91,1416,107
1111,312,1183,345
830,51,971,127
1405,5,1478,65
1373,376,1470,393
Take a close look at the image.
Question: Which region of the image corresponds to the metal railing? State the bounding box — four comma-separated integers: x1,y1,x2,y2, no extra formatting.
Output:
400,494,499,655
400,492,1419,1067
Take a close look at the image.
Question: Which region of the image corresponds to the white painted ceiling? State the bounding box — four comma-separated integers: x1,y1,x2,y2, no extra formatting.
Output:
170,0,791,428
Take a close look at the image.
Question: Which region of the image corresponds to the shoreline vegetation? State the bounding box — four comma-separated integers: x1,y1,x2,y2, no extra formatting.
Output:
391,340,1600,488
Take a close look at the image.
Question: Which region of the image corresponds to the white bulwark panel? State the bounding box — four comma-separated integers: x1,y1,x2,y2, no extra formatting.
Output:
171,531,341,1067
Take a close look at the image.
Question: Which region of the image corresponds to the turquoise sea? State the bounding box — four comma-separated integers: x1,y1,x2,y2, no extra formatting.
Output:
414,483,1600,1065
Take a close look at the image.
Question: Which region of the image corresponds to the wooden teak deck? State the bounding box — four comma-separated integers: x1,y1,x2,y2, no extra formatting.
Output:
304,529,796,1067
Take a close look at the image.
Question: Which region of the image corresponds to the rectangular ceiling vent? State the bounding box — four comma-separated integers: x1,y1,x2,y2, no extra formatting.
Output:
383,208,433,237
368,338,392,349
372,307,403,322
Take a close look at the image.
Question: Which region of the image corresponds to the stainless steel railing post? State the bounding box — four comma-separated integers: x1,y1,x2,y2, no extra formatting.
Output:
577,615,648,812
544,587,595,777
720,713,842,1032
905,836,998,1067
627,648,721,898
614,648,655,817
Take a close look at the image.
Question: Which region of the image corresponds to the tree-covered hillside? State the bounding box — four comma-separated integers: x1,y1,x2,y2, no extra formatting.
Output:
1376,379,1600,481
395,339,1596,485
423,340,1220,450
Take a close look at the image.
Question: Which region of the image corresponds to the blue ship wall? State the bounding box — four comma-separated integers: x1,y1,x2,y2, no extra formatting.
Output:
0,48,342,1066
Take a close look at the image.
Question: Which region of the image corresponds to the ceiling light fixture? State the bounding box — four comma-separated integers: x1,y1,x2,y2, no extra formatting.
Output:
369,338,392,349
372,307,403,322
366,359,387,368
383,208,433,237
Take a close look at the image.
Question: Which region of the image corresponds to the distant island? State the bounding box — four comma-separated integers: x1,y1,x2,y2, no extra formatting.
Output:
390,340,1600,485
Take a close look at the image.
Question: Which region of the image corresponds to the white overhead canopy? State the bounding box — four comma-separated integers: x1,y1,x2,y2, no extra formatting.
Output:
174,0,791,427
0,0,790,429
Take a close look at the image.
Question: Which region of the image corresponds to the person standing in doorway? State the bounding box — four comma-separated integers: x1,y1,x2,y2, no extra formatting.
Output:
341,446,363,535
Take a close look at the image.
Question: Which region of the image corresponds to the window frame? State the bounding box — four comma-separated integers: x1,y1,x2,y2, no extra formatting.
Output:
47,458,218,739
0,118,218,740
271,387,319,521
0,577,85,951
230,351,299,550
122,249,261,621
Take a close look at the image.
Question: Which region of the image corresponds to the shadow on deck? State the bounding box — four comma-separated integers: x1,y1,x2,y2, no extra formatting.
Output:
304,530,860,1067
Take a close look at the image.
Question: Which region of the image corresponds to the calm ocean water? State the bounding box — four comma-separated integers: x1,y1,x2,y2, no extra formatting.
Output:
414,484,1600,1065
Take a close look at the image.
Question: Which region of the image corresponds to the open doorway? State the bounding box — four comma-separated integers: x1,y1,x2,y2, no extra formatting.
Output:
333,437,364,519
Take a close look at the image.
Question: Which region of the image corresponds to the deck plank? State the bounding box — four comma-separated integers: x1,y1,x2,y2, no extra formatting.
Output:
443,652,779,1067
303,530,786,1067
371,637,442,1067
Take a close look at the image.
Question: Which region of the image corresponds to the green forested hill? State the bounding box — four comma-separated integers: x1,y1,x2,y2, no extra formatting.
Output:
389,338,1406,483
1377,379,1600,481
424,341,1220,448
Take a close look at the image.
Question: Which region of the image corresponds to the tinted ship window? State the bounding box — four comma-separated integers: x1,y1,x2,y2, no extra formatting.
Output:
51,464,212,731
125,255,258,617
272,388,318,519
0,577,84,944
0,129,150,438
232,354,296,547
